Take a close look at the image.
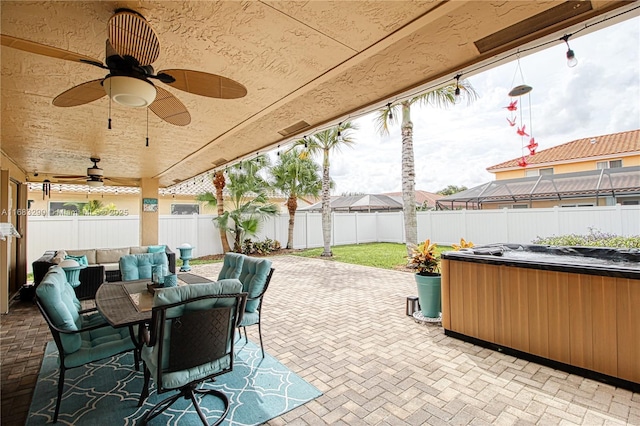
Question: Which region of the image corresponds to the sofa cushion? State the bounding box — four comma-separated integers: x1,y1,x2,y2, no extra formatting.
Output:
67,249,96,265
65,254,89,266
119,252,168,281
102,262,120,271
130,246,149,255
97,247,131,264
147,245,166,253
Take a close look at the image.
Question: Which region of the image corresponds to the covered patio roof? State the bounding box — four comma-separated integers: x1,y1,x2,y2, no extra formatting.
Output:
2,1,638,188
436,166,640,209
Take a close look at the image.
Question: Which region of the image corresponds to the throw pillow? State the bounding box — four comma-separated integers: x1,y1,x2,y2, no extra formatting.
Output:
147,245,166,253
65,254,89,266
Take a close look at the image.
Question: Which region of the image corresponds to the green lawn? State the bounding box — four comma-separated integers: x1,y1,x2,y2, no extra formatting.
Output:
292,242,453,271
180,242,453,271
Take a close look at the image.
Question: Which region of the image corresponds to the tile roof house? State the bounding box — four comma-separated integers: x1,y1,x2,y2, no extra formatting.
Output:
438,130,640,209
487,129,640,178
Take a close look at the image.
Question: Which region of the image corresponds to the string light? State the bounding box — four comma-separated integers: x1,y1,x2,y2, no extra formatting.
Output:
561,34,578,67
337,123,343,142
454,74,462,104
387,103,393,120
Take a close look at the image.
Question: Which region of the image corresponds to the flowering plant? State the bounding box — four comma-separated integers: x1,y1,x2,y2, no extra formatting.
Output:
452,238,474,251
407,239,440,275
408,238,474,275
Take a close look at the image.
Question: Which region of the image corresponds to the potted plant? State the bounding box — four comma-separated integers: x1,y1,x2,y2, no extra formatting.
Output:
407,239,441,318
408,238,473,318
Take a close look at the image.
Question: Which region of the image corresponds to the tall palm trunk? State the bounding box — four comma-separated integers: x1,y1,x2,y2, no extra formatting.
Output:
213,171,231,253
401,101,417,255
286,194,298,249
321,147,332,256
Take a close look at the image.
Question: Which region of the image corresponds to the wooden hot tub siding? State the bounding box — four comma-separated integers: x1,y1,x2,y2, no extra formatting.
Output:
441,258,640,391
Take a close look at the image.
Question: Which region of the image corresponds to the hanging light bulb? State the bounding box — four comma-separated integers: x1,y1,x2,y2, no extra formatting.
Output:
387,103,393,120
304,136,308,148
337,123,343,142
561,34,578,68
454,74,462,104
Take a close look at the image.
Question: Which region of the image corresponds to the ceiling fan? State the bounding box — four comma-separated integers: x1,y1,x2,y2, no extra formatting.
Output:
53,158,135,187
1,8,247,126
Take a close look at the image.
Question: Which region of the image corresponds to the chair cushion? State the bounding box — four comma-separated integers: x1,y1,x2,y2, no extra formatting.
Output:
238,311,259,327
36,266,83,353
119,252,168,281
65,326,134,368
130,246,149,254
147,245,166,253
141,280,243,389
238,257,272,313
217,252,245,280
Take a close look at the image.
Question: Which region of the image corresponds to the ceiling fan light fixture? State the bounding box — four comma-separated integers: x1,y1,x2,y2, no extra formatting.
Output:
103,75,156,108
86,178,104,187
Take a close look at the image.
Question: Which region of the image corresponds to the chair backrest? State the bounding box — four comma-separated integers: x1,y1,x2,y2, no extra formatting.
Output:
119,252,168,281
217,252,245,280
35,266,84,354
146,281,247,391
238,257,273,313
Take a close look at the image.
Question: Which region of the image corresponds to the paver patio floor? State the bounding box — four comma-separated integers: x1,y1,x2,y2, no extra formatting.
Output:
2,255,639,425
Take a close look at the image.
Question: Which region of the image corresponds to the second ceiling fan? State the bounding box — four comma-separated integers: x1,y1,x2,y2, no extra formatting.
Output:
1,8,247,126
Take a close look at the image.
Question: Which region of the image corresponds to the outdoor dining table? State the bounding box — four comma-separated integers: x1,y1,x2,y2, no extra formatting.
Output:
95,274,215,328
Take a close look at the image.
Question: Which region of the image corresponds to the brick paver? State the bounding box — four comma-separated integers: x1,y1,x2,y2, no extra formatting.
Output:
1,255,638,425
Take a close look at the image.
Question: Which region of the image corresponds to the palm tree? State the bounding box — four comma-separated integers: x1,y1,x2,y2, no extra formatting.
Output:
294,122,357,256
270,147,322,249
63,200,117,216
375,80,477,255
213,156,278,252
196,171,231,252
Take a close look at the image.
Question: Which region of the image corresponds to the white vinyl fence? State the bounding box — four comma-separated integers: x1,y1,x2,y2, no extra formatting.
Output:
27,205,639,273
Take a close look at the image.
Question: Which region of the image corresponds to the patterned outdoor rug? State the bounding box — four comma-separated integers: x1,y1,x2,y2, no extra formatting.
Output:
27,340,322,425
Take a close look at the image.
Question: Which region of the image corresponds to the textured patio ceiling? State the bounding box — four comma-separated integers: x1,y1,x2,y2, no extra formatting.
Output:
1,1,636,188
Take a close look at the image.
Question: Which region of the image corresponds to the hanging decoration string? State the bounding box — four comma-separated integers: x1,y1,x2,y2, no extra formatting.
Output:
146,108,149,147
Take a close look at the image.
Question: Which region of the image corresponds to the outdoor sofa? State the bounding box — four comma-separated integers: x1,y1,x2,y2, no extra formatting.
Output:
32,245,175,299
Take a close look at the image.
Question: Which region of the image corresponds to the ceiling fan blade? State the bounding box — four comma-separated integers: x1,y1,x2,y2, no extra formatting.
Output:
149,86,191,126
104,177,139,186
108,9,159,67
1,34,104,65
159,69,247,99
53,79,106,107
53,175,85,180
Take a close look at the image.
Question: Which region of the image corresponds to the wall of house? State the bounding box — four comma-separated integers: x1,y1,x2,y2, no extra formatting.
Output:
0,151,28,313
26,191,217,216
480,197,619,209
494,153,640,180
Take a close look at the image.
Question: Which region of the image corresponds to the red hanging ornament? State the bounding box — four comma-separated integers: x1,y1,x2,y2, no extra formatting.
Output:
527,138,538,155
518,156,528,167
516,125,529,137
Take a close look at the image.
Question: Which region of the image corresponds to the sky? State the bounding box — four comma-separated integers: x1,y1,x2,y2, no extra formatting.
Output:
318,15,640,195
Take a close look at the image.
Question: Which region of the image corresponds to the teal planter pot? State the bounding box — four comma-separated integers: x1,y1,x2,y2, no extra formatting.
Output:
415,273,441,318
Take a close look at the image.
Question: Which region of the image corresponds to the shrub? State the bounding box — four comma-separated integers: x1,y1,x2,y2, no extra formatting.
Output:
532,228,640,249
241,238,281,255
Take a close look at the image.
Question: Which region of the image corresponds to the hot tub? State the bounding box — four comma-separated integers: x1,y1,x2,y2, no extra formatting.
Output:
441,244,640,392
